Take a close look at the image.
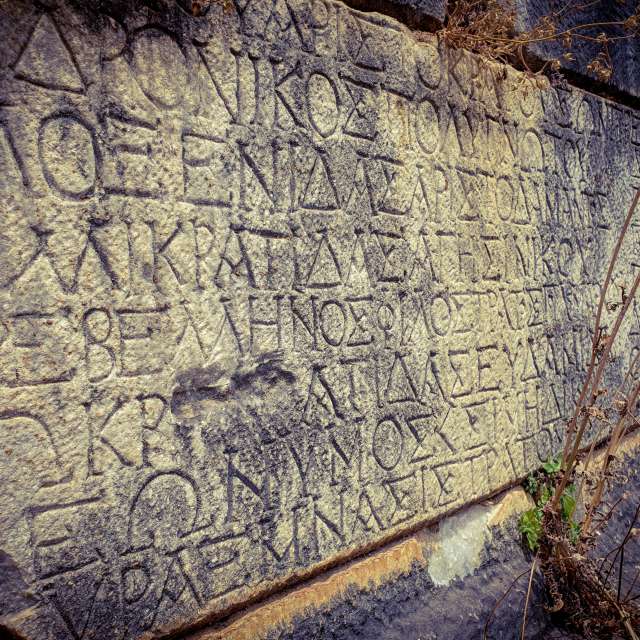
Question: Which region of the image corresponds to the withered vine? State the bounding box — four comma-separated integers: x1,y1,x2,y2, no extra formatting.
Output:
439,0,640,84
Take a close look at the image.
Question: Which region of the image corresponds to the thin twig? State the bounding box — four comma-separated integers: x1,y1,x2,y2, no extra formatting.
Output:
483,568,531,639
559,268,640,515
624,564,640,603
559,190,640,480
583,381,640,536
602,501,640,589
521,557,537,640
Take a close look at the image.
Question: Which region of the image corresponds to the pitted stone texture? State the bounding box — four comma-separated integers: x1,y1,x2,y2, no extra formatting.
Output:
515,0,640,99
0,1,639,639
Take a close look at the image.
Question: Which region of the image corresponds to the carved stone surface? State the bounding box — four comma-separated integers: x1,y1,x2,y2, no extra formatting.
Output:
0,1,639,639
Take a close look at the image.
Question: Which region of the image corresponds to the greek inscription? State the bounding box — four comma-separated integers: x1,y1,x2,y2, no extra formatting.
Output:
0,2,636,638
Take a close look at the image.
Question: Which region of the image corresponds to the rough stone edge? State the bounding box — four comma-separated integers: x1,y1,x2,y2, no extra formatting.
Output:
183,428,640,640
184,490,532,640
151,473,526,639
340,0,445,28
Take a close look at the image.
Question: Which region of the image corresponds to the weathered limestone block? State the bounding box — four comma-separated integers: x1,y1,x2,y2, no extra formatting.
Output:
0,1,638,638
186,432,640,640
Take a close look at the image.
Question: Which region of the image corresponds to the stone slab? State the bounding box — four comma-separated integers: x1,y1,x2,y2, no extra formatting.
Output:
0,1,639,639
186,486,537,640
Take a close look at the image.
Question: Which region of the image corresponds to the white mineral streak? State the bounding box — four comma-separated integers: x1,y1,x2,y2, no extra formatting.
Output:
428,503,495,586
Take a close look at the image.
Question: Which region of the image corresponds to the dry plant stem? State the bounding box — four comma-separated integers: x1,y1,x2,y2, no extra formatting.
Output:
624,559,640,602
591,496,623,538
619,543,626,601
561,189,640,459
560,190,640,468
591,189,640,365
558,268,640,510
576,351,640,510
553,190,640,509
574,416,608,504
610,350,640,423
520,557,537,640
582,378,640,536
451,20,633,46
623,616,639,640
556,0,603,18
482,568,531,639
442,0,640,82
521,190,640,640
556,267,640,508
610,596,640,640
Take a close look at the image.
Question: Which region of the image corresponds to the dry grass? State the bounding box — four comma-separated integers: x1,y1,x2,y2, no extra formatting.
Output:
439,0,640,83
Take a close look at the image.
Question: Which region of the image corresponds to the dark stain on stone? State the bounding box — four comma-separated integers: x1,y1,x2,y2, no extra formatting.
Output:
231,357,297,393
171,361,232,424
171,353,297,425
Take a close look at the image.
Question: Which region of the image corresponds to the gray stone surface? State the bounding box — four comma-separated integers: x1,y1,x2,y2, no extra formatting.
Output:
268,514,549,640
0,0,639,639
378,0,447,23
385,0,446,23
